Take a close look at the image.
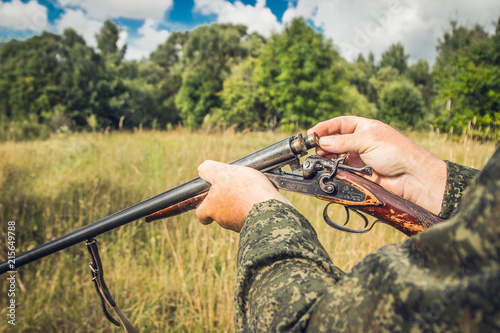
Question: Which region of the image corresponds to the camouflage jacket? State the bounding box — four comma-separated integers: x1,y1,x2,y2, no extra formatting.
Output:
235,152,499,332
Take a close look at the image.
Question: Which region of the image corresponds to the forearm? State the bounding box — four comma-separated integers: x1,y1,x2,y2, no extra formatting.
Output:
235,200,343,331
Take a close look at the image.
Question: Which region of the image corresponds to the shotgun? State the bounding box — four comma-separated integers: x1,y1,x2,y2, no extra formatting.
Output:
0,131,445,273
0,132,445,330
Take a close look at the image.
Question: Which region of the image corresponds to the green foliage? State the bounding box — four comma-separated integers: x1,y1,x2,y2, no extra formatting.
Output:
256,18,346,129
434,21,489,69
58,30,103,127
0,115,50,141
1,16,499,140
0,32,64,123
379,80,425,128
207,58,267,130
145,31,189,127
244,32,267,57
86,113,98,131
342,85,378,119
433,19,500,140
380,42,409,74
407,59,433,107
96,19,127,63
150,31,188,69
176,65,222,127
348,53,377,104
175,24,251,128
0,21,144,136
368,65,400,99
349,43,433,129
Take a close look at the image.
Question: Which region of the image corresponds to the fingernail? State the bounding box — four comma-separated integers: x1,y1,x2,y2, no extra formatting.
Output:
319,137,333,147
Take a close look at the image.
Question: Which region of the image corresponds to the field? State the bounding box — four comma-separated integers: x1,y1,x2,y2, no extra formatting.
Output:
0,128,496,332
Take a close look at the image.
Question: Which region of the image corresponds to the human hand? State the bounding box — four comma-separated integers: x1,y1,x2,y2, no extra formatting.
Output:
308,116,446,215
196,160,292,232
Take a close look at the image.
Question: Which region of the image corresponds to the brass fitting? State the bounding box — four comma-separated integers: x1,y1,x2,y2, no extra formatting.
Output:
304,132,319,149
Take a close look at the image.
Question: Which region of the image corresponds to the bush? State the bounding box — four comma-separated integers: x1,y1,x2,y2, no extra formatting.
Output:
379,81,425,128
343,86,378,119
0,119,50,142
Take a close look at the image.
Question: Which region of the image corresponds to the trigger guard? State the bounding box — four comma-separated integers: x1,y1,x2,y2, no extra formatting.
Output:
322,203,380,234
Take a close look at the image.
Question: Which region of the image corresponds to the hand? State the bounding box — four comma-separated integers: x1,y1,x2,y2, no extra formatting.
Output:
196,160,292,232
308,116,447,215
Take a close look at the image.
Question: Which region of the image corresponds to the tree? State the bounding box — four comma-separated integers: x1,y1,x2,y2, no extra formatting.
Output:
434,21,489,69
150,31,188,70
96,19,127,64
146,31,190,127
380,42,409,74
433,19,500,140
407,59,433,107
175,24,250,128
256,17,346,129
208,58,267,130
379,81,425,128
243,32,266,58
202,31,267,130
342,85,378,120
349,53,377,104
368,65,400,100
58,28,102,127
0,32,64,123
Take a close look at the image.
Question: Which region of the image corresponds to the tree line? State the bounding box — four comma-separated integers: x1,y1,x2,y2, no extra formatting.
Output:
0,17,499,140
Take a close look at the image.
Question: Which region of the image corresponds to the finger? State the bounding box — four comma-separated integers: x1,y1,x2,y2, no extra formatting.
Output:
315,147,338,159
344,152,365,168
318,132,368,155
195,195,214,225
309,116,366,137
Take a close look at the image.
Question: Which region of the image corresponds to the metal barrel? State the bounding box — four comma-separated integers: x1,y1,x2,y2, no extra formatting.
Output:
0,133,316,274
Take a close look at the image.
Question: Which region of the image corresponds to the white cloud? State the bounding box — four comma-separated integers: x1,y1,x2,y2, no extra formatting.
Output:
56,9,128,50
125,19,170,60
194,0,282,37
55,8,169,60
57,0,174,21
283,0,500,64
53,0,171,58
56,9,103,47
0,0,48,32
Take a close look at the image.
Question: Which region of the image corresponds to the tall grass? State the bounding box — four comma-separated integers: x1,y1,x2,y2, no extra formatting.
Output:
0,129,496,332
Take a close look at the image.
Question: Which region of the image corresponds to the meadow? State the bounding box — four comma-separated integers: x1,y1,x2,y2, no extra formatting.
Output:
0,128,497,332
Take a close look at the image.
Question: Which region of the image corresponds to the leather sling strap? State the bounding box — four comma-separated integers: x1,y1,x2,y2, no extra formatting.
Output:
86,239,139,333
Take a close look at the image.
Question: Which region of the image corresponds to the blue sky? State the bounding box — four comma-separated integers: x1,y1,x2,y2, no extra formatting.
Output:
1,0,499,63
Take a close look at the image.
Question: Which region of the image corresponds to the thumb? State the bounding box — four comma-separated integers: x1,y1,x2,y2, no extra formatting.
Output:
198,160,220,184
319,132,366,155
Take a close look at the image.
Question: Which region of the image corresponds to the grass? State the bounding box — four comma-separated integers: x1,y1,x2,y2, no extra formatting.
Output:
0,128,497,332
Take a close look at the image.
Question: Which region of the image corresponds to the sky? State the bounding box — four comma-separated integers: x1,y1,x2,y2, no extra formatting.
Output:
0,0,499,64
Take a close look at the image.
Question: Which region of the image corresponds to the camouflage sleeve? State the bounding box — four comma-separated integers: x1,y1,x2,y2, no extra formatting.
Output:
439,160,479,218
235,200,344,331
236,148,500,332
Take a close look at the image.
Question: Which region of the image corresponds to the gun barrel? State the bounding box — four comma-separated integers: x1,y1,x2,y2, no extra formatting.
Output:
0,134,316,274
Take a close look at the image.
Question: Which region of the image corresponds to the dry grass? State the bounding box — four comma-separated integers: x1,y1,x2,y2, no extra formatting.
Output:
0,128,496,332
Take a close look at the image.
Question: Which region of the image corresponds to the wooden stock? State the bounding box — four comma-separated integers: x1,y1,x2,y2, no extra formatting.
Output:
145,192,208,222
318,170,445,236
